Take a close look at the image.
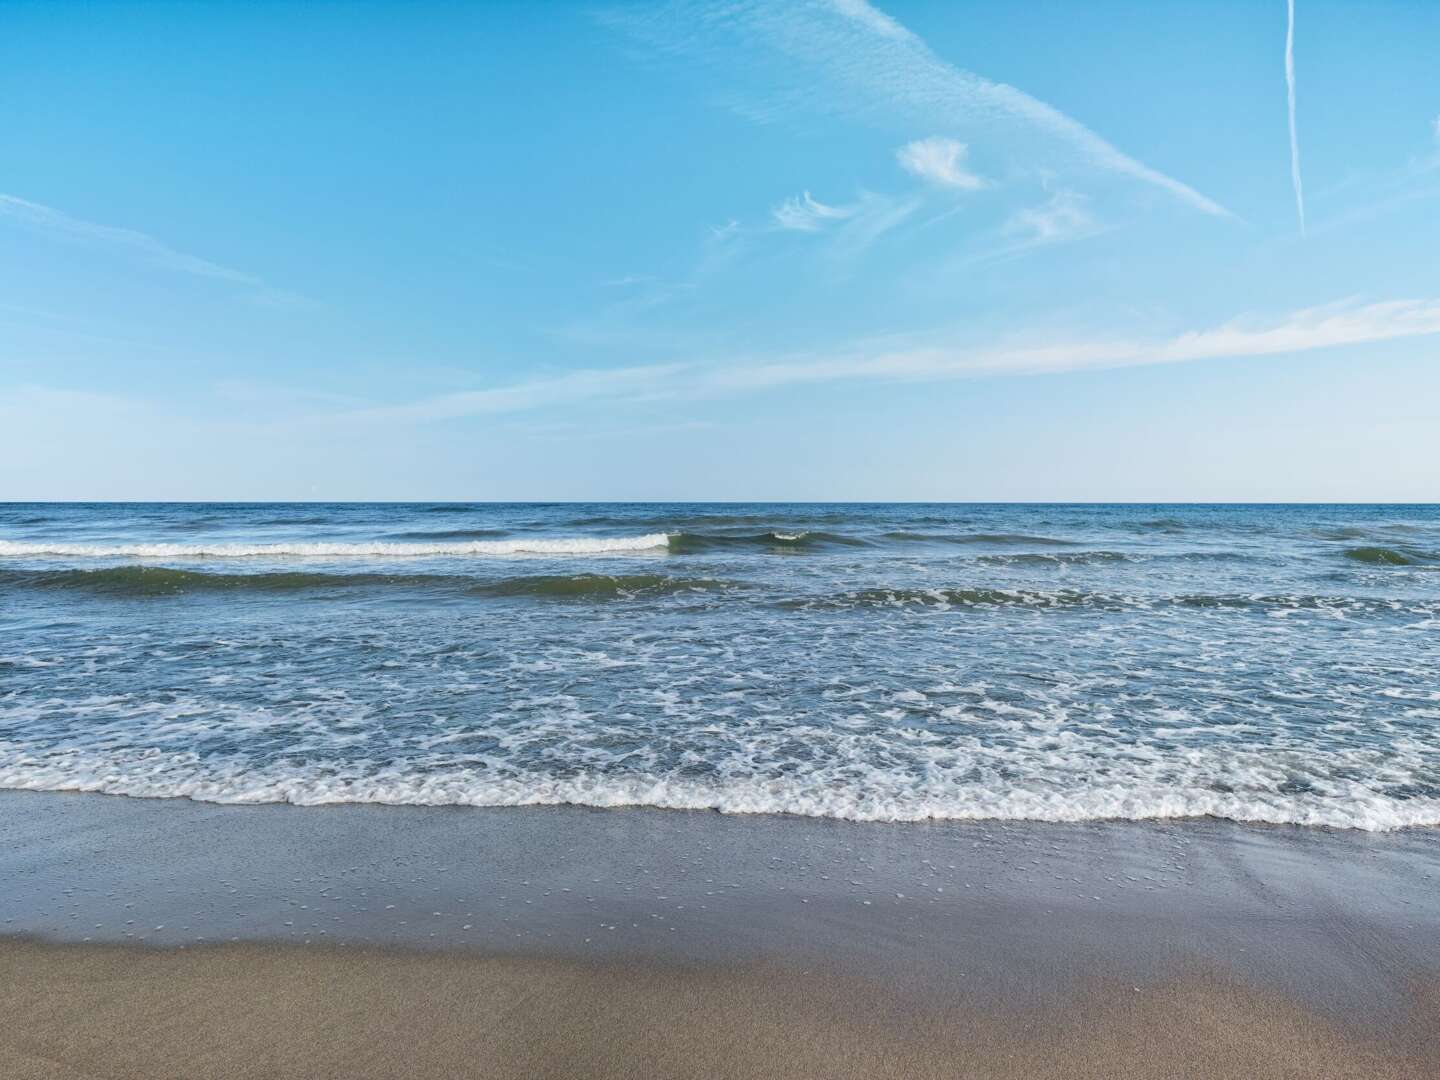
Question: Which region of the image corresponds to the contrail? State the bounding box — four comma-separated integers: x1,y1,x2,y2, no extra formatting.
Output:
1286,0,1305,234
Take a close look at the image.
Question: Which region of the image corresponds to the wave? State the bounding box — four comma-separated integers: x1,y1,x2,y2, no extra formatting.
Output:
3,749,1435,831
782,587,1433,615
0,566,737,600
386,529,512,541
883,531,1076,546
0,534,671,559
666,531,870,553
564,513,852,528
1342,546,1432,566
975,550,1132,565
0,566,413,595
974,551,1254,566
468,574,736,599
782,587,1110,611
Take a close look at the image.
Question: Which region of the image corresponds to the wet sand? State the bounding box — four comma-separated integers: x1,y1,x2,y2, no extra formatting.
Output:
3,792,1440,1078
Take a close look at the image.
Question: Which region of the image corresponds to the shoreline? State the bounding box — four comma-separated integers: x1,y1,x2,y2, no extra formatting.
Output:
4,791,1440,1077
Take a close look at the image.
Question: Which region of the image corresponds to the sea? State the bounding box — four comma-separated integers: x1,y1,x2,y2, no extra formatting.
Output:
1,503,1437,831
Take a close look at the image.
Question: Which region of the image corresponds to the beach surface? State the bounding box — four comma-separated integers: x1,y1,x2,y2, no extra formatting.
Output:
6,939,1438,1080
4,792,1439,1078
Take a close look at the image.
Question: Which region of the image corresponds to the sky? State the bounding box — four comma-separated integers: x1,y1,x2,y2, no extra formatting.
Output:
2,0,1438,502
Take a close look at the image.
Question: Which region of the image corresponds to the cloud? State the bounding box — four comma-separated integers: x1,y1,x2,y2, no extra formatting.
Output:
1001,190,1099,247
615,0,1232,218
771,191,857,231
1285,0,1306,234
708,219,741,242
354,297,1440,421
0,192,271,288
828,0,910,40
1150,298,1440,367
766,189,919,261
895,136,986,190
347,362,697,423
826,192,921,258
820,0,1230,216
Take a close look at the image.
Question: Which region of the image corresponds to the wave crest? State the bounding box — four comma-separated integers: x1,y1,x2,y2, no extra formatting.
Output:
667,531,869,553
0,534,671,559
3,748,1436,831
1343,546,1430,566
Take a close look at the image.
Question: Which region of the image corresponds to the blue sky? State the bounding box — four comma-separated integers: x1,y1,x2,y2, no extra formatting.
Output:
2,0,1438,501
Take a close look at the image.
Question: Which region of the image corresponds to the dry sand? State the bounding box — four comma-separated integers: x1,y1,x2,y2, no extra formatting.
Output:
3,938,1438,1080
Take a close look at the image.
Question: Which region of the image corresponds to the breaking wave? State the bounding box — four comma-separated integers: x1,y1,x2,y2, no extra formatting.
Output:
0,534,671,559
3,746,1436,831
666,531,870,553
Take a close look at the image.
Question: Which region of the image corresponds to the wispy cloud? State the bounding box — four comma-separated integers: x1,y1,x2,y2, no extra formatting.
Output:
818,0,1231,216
947,189,1103,266
1001,190,1100,248
1302,120,1440,236
347,362,697,422
767,189,920,261
708,218,741,242
1285,0,1306,234
771,191,857,231
616,0,1232,218
0,192,275,289
352,297,1440,421
826,192,921,258
895,136,986,190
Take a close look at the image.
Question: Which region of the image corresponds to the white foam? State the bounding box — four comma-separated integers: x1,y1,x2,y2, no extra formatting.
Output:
0,534,671,559
2,737,1436,832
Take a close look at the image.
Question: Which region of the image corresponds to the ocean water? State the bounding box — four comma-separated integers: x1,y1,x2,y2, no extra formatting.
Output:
1,503,1437,831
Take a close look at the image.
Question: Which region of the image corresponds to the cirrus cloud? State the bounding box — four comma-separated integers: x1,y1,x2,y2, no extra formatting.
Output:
895,136,986,190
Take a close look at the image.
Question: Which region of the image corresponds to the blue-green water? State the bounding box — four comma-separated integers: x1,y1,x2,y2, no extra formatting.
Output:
2,503,1437,829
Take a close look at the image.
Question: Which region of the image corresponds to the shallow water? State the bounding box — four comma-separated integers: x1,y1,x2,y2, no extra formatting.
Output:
2,503,1438,829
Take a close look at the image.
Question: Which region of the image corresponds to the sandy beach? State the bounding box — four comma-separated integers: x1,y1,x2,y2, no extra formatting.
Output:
8,0,1440,1064
4,792,1439,1078
5,938,1438,1080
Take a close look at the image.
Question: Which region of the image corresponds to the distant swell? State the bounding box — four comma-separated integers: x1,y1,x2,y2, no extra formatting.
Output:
783,588,1433,615
0,567,418,595
0,567,734,599
667,531,869,553
975,550,1132,565
387,528,512,541
1342,546,1430,566
783,587,1109,611
0,534,670,558
467,574,735,599
883,532,1076,546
